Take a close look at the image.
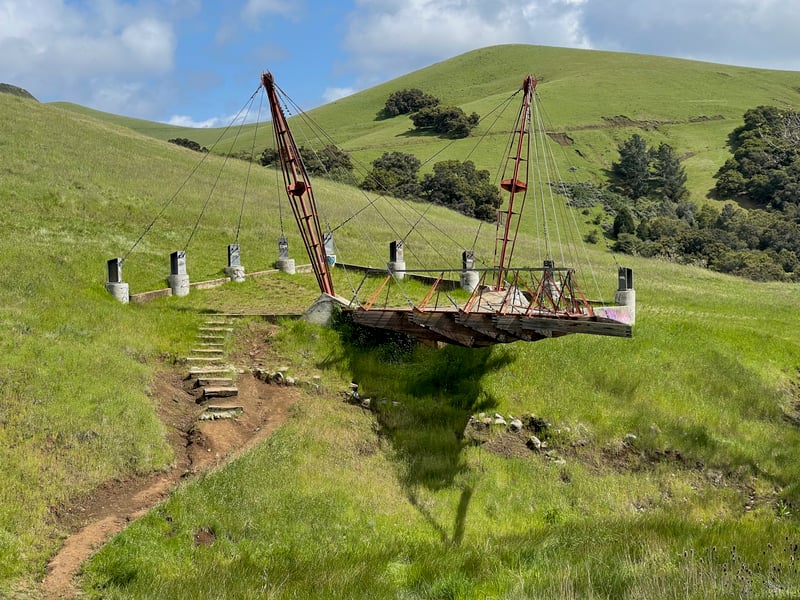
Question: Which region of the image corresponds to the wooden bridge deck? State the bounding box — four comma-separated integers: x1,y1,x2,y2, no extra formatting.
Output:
349,305,632,348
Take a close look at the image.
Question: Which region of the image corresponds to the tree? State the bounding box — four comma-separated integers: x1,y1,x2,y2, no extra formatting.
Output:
360,152,421,199
259,147,279,166
168,138,208,153
382,88,439,118
652,142,688,201
410,106,480,138
299,144,354,181
714,105,800,210
612,206,636,237
611,134,650,198
420,160,500,221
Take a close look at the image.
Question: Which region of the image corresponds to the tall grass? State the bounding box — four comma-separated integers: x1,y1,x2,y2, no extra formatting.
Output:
1,43,800,595
81,261,800,597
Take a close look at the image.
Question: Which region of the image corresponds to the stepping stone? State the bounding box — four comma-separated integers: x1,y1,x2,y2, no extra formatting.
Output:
198,342,225,348
193,377,234,388
191,348,225,355
189,365,234,377
198,405,243,420
198,326,233,333
201,386,239,399
185,356,224,364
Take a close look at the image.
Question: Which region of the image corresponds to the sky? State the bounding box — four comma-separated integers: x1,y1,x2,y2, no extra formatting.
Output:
1,0,798,127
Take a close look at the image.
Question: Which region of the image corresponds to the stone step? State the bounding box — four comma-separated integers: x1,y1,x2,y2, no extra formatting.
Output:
200,386,239,399
198,405,244,421
187,366,234,379
193,377,234,388
185,356,225,364
197,342,225,348
191,348,225,355
198,326,233,333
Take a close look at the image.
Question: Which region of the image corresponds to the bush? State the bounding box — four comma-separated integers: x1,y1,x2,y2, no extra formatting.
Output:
410,106,480,138
381,88,439,118
360,152,422,199
167,138,208,153
420,160,500,221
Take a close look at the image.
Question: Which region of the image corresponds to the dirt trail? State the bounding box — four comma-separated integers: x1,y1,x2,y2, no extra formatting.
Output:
40,370,298,599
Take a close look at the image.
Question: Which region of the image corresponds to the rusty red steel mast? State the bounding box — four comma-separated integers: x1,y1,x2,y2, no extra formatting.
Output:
493,74,537,291
262,71,335,296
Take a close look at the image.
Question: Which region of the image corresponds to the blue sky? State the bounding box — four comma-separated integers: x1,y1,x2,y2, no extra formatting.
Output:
1,0,798,127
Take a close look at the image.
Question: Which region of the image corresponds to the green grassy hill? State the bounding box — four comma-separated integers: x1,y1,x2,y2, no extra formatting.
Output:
54,44,800,200
1,44,799,597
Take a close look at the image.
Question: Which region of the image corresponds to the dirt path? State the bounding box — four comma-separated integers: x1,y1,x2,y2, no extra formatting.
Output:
40,369,298,599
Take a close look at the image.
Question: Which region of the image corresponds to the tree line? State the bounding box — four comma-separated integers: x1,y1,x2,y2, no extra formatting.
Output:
577,106,800,281
260,145,500,222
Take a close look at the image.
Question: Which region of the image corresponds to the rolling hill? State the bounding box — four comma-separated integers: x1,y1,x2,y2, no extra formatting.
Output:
1,44,800,598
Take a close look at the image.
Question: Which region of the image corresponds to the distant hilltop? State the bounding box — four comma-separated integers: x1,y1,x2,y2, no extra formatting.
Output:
0,83,37,101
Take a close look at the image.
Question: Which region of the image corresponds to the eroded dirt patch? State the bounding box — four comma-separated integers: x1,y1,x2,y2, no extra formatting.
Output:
41,368,298,599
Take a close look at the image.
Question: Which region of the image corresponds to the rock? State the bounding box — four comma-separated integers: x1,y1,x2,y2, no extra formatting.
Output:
360,398,371,409
526,415,550,434
527,435,543,450
493,414,507,426
624,433,638,444
285,376,296,386
509,418,523,432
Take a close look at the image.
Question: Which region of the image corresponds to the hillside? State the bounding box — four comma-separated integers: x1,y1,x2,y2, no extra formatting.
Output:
54,44,800,200
0,83,37,101
0,45,799,598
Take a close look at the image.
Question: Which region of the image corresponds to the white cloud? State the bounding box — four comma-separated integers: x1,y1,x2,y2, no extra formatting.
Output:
166,109,260,129
344,0,589,78
0,0,176,116
167,114,225,128
322,86,357,103
571,0,800,70
242,0,303,20
342,0,800,82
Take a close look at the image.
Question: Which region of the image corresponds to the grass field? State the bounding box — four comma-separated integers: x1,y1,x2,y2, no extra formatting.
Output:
1,44,800,597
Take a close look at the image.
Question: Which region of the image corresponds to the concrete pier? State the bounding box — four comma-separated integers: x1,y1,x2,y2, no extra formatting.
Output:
168,250,190,297
275,236,296,274
224,243,245,282
105,257,130,303
460,250,479,292
614,267,636,324
388,240,406,280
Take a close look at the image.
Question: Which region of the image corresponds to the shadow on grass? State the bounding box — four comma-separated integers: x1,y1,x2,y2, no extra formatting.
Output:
323,313,514,545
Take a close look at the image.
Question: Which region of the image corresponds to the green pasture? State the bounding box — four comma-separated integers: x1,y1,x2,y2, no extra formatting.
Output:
0,44,799,597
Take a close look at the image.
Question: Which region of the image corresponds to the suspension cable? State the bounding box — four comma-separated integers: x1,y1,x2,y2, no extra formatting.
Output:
184,90,259,252
122,85,262,262
236,88,266,243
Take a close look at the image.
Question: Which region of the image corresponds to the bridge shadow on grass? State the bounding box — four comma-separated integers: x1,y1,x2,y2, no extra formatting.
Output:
323,317,514,545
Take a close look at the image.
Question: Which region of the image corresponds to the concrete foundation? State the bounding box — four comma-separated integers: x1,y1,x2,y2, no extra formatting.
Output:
614,289,636,324
224,265,246,282
460,270,479,292
168,273,190,297
105,281,130,304
275,258,296,274
388,260,406,280
303,293,345,326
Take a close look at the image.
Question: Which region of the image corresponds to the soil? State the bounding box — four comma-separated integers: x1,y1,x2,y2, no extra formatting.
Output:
40,367,299,600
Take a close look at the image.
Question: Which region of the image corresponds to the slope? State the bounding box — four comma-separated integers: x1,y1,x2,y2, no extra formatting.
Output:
0,45,798,597
53,44,800,200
